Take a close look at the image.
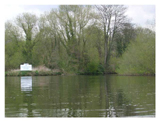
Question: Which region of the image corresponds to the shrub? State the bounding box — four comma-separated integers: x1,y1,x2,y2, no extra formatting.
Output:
116,27,155,75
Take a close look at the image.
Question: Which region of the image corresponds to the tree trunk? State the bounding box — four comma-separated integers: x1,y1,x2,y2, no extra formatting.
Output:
104,24,108,69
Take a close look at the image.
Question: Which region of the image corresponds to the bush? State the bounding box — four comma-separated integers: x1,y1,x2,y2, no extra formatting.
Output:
86,62,98,74
116,27,155,75
78,62,104,75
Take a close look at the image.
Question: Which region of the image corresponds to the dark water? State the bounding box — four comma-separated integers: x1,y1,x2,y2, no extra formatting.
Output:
5,75,155,117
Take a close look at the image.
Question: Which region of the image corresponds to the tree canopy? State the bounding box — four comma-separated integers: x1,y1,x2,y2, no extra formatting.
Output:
5,5,155,75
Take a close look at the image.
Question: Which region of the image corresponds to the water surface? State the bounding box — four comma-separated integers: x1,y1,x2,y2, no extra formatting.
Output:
5,75,155,117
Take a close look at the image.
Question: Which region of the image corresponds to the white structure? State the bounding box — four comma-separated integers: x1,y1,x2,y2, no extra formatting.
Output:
20,63,32,71
21,76,32,91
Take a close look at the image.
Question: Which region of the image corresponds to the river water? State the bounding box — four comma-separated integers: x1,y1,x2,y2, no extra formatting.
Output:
5,75,155,117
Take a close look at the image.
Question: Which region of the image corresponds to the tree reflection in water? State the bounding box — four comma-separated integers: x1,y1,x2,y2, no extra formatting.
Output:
5,75,155,117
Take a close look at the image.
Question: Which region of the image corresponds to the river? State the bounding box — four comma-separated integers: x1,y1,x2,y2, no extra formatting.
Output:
5,75,155,117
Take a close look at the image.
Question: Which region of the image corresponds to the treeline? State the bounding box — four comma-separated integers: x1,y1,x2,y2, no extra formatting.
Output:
5,5,155,75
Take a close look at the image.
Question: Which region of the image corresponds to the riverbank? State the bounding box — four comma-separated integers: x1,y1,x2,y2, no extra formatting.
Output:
5,65,63,76
5,70,155,76
5,70,62,76
5,65,155,76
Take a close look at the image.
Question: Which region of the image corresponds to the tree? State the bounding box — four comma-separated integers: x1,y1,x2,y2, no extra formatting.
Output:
16,13,39,63
117,27,155,75
46,5,94,71
33,12,61,68
5,21,25,70
95,5,128,70
114,23,136,57
84,24,104,64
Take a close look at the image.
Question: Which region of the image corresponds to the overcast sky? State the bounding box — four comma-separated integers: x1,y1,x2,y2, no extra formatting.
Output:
4,5,155,27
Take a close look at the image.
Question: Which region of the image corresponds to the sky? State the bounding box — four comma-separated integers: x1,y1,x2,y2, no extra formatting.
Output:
4,5,155,28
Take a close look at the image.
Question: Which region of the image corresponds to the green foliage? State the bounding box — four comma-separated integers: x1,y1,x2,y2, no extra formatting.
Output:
78,62,104,75
5,6,155,76
18,71,32,76
77,44,105,75
113,23,136,57
97,64,105,74
107,56,120,74
35,70,39,75
57,51,79,73
5,41,25,71
87,62,99,74
116,27,155,75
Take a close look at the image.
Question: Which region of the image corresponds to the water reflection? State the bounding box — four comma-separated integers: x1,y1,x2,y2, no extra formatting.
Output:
21,76,33,117
105,76,155,117
21,77,32,92
5,75,155,117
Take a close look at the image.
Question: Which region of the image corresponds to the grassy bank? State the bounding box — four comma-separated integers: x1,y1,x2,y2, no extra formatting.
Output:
5,70,62,76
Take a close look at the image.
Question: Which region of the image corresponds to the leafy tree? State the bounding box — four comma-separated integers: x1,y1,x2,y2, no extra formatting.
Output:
5,21,25,70
114,23,136,57
116,27,155,75
5,5,154,76
46,5,95,71
16,13,39,64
